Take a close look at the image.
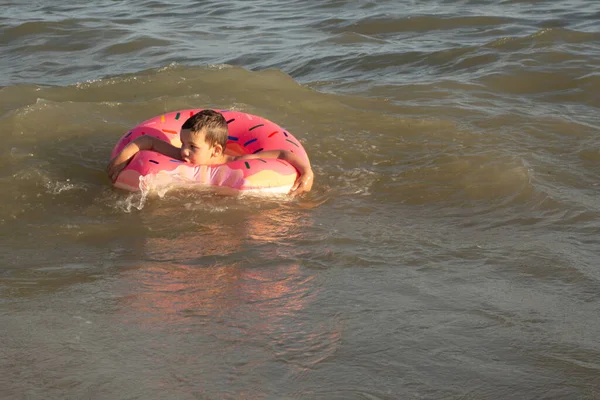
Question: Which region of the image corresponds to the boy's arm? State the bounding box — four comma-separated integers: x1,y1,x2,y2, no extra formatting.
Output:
238,150,314,195
107,135,182,182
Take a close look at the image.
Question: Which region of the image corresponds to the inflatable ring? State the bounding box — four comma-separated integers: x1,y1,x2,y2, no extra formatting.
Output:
110,109,309,194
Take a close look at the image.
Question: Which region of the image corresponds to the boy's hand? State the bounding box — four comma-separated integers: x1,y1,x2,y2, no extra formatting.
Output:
106,137,148,183
107,154,132,182
290,168,314,196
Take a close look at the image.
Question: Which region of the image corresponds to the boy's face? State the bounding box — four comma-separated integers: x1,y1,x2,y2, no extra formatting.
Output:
179,129,221,165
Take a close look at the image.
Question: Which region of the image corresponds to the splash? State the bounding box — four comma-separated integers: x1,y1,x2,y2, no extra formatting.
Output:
114,191,149,213
122,170,212,211
44,179,81,195
139,170,199,198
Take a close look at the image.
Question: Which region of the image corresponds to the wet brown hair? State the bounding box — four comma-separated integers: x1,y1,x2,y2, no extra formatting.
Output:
181,109,228,149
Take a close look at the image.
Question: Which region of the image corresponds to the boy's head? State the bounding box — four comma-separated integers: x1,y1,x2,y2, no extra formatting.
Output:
179,109,229,165
181,109,228,149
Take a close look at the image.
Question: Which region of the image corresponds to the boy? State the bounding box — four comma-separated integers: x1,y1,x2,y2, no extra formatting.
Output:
107,110,314,195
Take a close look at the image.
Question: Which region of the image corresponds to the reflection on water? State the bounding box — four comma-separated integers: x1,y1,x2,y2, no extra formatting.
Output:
116,202,341,388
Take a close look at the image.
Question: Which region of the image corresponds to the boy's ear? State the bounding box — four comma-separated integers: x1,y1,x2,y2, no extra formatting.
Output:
212,144,224,156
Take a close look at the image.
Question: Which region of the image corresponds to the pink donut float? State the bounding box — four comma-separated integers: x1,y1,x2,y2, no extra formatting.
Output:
110,109,309,193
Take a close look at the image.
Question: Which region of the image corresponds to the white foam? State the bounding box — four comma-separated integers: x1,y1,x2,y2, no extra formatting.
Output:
44,179,83,195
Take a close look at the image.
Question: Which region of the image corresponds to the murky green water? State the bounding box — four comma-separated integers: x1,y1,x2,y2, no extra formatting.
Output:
1,1,599,398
